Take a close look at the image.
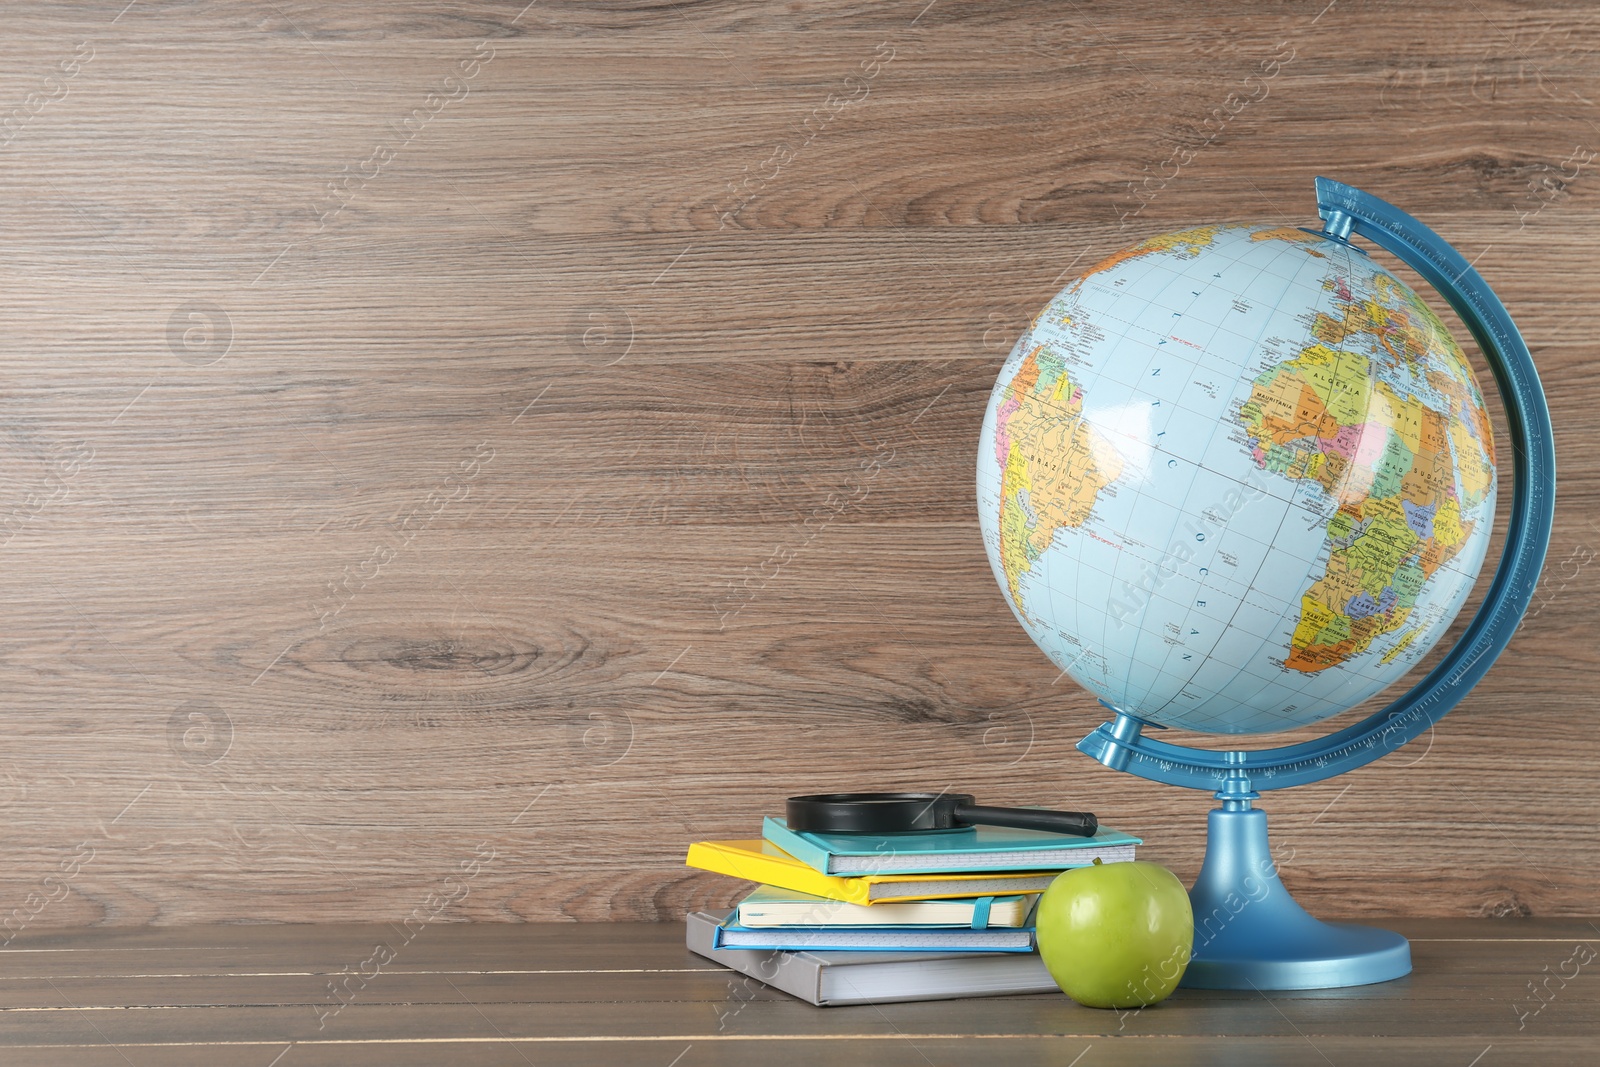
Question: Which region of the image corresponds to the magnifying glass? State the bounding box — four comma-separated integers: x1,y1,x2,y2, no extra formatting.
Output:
786,791,1097,837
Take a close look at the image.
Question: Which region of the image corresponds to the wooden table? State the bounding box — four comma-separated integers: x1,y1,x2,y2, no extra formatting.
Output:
1,919,1593,1065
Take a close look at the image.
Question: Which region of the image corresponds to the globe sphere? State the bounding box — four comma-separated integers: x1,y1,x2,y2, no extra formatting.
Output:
978,224,1497,734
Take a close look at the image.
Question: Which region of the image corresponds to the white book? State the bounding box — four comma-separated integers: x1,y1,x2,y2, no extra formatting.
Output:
686,911,1060,1007
735,885,1036,928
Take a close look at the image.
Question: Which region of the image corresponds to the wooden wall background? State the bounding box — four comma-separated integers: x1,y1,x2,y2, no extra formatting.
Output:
0,0,1595,927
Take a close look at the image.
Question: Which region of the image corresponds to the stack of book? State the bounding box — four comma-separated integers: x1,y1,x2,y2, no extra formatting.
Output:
685,813,1140,1005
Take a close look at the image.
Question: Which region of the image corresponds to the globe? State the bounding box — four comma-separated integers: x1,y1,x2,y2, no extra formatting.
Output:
977,223,1497,735
973,179,1555,992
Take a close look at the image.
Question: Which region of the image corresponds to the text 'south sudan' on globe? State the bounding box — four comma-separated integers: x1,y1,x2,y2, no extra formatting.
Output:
977,224,1497,735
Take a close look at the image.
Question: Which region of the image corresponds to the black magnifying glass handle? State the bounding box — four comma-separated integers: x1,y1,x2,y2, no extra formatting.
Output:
955,803,1098,837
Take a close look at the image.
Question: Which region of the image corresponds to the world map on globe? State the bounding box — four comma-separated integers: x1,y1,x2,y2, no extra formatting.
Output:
978,224,1498,735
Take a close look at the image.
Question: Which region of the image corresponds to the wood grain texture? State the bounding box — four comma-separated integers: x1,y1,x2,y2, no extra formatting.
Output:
0,920,1595,1064
0,0,1596,926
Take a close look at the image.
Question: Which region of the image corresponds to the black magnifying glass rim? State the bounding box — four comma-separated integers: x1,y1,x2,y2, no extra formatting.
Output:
786,791,978,834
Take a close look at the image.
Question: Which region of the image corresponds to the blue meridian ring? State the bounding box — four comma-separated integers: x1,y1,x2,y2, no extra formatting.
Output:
1076,177,1556,792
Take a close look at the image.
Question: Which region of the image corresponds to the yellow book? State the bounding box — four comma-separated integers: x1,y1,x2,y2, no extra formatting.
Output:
686,839,1064,905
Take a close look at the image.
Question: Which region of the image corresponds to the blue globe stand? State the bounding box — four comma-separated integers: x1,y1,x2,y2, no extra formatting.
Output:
1188,792,1410,989
1076,178,1556,989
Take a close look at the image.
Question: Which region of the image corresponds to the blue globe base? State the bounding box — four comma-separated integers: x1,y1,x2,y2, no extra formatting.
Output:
1182,804,1411,990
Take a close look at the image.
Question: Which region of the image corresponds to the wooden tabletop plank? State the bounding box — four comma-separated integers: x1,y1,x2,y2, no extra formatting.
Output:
1,915,1592,959
0,920,1589,1061
0,1037,1593,1067
0,996,1594,1046
0,922,1590,1044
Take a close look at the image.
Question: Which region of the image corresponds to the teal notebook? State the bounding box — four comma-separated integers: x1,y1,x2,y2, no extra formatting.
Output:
762,815,1140,876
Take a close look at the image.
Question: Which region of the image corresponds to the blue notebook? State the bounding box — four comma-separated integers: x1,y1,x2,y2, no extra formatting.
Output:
711,911,1036,953
734,884,1038,929
763,815,1140,876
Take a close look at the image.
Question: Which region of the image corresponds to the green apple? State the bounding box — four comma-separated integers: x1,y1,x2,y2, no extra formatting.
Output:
1035,858,1193,1009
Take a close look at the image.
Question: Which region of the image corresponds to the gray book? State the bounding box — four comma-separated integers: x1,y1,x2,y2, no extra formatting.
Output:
686,910,1059,1006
